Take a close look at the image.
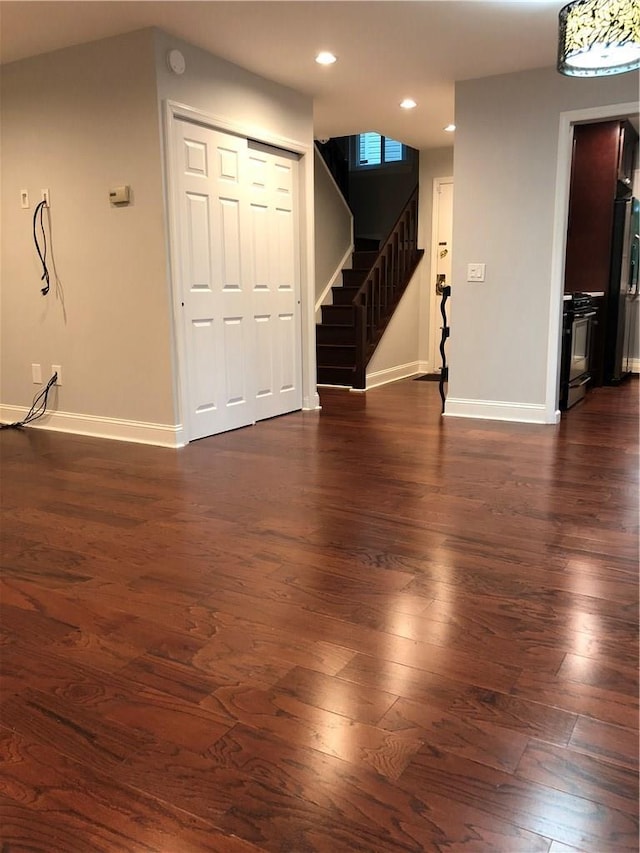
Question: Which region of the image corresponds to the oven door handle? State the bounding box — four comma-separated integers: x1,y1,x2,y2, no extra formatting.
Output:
571,376,591,388
574,310,597,319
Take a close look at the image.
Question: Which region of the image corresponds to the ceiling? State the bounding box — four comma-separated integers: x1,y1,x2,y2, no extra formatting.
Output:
1,1,572,150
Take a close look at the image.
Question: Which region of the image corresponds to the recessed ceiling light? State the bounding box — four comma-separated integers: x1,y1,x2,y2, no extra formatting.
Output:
315,51,337,66
400,98,417,110
444,124,456,132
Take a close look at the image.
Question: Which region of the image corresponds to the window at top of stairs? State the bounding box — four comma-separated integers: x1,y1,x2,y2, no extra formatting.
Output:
354,132,405,169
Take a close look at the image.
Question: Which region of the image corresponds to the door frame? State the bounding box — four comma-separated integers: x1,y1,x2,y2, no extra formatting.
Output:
428,175,453,374
546,99,638,423
163,100,318,445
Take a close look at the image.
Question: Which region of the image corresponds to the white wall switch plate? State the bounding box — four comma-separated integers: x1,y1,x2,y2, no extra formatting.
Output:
51,365,62,385
21,190,29,209
467,263,486,282
31,363,42,384
41,189,50,207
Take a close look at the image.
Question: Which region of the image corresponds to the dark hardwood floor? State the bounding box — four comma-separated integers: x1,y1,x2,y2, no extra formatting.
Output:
1,377,638,852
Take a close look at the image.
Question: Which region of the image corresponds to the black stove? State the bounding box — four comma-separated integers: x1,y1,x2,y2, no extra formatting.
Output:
565,292,594,315
560,293,597,410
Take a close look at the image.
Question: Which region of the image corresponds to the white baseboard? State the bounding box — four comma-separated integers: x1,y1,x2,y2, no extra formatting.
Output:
366,361,421,390
303,392,321,411
444,397,555,424
0,405,185,447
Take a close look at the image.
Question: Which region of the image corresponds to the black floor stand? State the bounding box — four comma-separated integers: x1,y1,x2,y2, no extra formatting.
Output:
438,285,451,414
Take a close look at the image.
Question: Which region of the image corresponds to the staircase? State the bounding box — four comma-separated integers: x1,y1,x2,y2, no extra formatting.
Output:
316,251,377,387
316,187,424,389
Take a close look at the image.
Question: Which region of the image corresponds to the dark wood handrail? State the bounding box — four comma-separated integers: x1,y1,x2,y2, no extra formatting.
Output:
353,185,421,389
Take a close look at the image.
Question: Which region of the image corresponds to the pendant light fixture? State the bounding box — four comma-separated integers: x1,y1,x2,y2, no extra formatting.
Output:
557,0,640,77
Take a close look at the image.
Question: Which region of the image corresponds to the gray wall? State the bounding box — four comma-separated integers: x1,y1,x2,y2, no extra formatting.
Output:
153,29,312,144
633,167,640,363
349,147,420,243
0,28,317,438
365,147,454,384
314,147,352,305
0,30,173,425
417,147,455,369
448,65,639,414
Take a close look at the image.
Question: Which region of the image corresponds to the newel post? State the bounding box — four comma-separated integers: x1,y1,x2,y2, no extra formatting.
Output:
354,295,367,390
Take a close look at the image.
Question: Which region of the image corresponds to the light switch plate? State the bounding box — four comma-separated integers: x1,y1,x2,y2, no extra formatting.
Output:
467,263,486,282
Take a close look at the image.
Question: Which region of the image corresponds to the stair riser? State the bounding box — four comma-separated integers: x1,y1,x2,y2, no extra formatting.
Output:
351,251,378,270
331,287,359,306
321,305,354,325
354,238,380,252
341,269,368,287
316,344,356,367
317,366,355,386
316,325,354,345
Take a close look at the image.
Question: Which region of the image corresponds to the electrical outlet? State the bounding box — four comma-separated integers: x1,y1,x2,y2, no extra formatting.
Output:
51,365,62,386
41,189,50,207
31,363,42,384
21,190,29,209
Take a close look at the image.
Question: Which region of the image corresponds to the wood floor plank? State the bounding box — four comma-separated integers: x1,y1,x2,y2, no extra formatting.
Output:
548,841,588,853
0,376,637,851
0,729,260,853
379,695,529,773
399,745,639,851
216,775,552,853
115,652,225,703
273,665,398,725
207,723,552,853
338,652,522,713
201,684,423,779
515,739,639,816
557,652,639,697
0,688,152,774
420,589,639,669
511,669,638,729
568,716,639,770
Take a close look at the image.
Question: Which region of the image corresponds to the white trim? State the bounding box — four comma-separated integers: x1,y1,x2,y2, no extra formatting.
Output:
366,361,421,389
166,101,311,157
429,176,453,373
0,406,185,447
547,100,639,423
163,100,319,442
629,358,640,374
444,398,556,425
302,396,322,410
315,243,354,315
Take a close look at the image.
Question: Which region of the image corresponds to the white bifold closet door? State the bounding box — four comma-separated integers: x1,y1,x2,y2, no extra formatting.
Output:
174,118,302,441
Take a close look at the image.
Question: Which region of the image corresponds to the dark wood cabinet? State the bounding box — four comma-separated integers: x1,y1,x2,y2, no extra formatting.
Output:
564,119,638,296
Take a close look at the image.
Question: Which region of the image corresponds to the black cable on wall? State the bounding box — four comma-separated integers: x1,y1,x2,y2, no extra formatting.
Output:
33,200,50,295
0,372,58,431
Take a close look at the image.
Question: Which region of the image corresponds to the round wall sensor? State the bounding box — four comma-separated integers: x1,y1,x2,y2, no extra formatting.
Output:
167,49,186,75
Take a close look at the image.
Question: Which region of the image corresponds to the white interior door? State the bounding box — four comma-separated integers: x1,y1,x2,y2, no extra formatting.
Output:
429,178,453,373
173,119,302,441
247,142,302,422
174,119,253,439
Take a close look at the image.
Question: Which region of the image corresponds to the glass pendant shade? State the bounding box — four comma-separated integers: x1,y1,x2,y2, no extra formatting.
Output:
558,0,640,77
